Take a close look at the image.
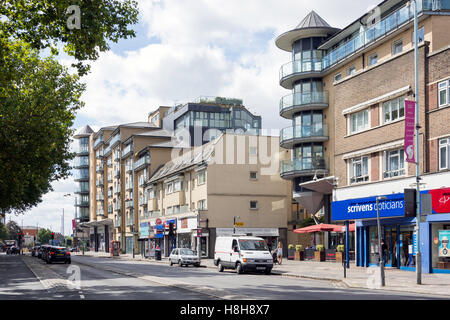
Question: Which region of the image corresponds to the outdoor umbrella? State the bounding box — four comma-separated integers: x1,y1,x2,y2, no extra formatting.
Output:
293,223,342,234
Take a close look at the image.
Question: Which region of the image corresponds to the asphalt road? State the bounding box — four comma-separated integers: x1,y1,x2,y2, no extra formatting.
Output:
1,253,446,300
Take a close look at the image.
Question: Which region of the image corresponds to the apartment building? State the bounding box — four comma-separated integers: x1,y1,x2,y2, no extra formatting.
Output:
141,133,291,258
78,97,264,254
277,0,450,273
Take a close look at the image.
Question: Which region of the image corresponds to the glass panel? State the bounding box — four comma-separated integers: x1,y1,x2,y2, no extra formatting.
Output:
440,89,447,106
384,102,391,123
440,146,447,169
392,98,399,120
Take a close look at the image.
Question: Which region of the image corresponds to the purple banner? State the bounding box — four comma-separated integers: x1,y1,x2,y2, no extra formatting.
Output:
404,100,416,163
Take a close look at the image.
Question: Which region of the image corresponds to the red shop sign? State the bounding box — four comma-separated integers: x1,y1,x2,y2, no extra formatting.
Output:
429,188,450,214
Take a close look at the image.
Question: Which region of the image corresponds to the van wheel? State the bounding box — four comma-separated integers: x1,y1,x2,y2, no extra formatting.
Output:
218,262,224,272
236,263,243,274
169,259,173,266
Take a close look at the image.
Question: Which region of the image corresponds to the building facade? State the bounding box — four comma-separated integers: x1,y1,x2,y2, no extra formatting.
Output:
141,133,291,258
281,0,450,273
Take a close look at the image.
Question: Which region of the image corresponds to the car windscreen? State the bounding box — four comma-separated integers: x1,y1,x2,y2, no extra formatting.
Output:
238,240,268,251
180,249,196,255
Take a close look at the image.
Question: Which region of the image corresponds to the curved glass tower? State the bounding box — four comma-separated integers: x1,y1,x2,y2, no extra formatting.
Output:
74,125,94,223
276,11,339,214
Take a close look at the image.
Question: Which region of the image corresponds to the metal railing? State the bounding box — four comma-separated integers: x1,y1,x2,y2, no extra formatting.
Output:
134,155,150,170
110,134,121,147
122,144,133,158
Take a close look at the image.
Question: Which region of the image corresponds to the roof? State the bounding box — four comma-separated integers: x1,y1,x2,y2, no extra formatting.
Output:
135,129,174,138
296,10,332,29
74,125,94,138
148,136,219,183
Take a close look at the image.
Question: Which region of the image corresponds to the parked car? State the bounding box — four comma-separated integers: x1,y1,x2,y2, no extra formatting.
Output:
45,246,71,264
169,248,200,267
31,246,39,257
214,236,273,275
6,246,19,255
39,245,51,260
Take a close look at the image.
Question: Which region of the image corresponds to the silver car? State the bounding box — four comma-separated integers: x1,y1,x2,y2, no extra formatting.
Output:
169,248,200,267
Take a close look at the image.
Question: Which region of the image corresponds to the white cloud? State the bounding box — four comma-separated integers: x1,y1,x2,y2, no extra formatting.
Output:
19,0,379,234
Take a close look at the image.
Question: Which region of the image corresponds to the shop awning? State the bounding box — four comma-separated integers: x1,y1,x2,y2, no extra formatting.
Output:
80,218,113,228
293,223,343,234
298,176,337,195
332,223,356,232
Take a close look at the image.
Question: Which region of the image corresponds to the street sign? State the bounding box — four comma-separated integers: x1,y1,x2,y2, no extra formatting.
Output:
235,222,244,227
155,218,162,225
197,229,202,237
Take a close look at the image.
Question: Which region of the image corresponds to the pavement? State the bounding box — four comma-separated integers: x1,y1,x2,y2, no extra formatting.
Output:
72,251,450,297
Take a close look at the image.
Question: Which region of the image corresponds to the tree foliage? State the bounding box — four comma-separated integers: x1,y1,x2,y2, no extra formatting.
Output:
6,221,22,240
0,1,139,214
0,39,85,214
0,0,139,75
37,228,52,244
0,223,9,241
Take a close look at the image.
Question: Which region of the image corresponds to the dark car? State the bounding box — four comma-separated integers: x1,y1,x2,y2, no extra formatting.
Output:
45,246,71,264
6,246,19,255
39,245,50,260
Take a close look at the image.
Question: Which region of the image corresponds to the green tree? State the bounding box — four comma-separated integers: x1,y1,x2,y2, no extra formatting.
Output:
0,0,139,75
0,0,138,215
37,228,52,244
6,221,22,240
0,223,9,241
0,39,85,214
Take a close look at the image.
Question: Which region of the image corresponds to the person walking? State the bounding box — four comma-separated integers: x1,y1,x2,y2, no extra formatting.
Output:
276,242,283,265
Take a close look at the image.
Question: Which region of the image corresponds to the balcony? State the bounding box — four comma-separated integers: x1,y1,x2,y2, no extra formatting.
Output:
95,149,104,159
75,183,89,194
138,176,146,187
121,144,133,159
107,173,113,183
134,155,150,171
279,59,324,89
104,145,112,156
280,124,329,149
139,196,148,207
280,157,328,180
114,185,121,194
96,208,104,216
108,190,113,198
96,164,104,173
93,136,104,149
125,164,133,173
149,211,162,219
113,203,121,212
280,92,329,119
321,0,434,70
108,205,113,214
114,169,120,178
107,158,113,167
110,134,121,148
114,152,121,162
76,199,89,207
114,216,121,228
77,144,89,155
125,182,133,191
148,198,158,211
125,200,134,209
139,210,150,221
126,216,135,226
96,194,104,201
74,171,89,182
96,178,104,187
74,157,89,169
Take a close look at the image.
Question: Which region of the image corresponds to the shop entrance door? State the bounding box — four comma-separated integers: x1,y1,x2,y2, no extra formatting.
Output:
384,227,399,268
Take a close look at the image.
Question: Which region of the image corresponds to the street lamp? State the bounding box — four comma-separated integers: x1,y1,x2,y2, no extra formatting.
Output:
376,196,387,287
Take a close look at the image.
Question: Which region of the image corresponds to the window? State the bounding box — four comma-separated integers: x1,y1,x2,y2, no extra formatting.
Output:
166,182,173,194
249,147,258,156
392,40,403,55
173,180,183,192
173,205,180,214
167,206,173,215
439,80,449,107
350,156,369,184
439,138,450,170
334,73,342,82
250,171,258,180
198,200,207,210
250,201,258,210
197,171,206,185
384,149,405,179
348,66,356,76
349,109,369,134
368,53,378,66
383,96,406,123
412,27,425,44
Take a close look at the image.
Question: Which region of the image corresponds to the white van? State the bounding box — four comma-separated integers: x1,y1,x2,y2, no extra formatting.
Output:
214,236,273,274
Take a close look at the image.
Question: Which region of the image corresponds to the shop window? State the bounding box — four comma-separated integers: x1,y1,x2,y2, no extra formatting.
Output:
383,149,405,179
439,138,450,170
350,156,369,184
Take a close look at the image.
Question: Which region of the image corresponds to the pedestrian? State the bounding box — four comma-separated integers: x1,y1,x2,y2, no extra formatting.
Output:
381,239,388,265
276,242,283,265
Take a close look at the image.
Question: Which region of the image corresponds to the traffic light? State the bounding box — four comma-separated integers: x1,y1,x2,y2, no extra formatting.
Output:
18,232,22,241
51,232,55,240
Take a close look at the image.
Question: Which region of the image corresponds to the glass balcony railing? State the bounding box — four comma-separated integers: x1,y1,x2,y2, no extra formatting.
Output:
113,203,121,212
96,209,104,216
139,176,146,187
104,145,111,156
93,136,104,149
126,216,134,226
108,205,113,214
96,194,104,201
125,164,133,172
107,158,113,167
114,186,121,194
96,178,104,187
321,0,435,69
114,152,121,161
110,134,121,147
279,59,324,82
75,183,89,193
121,144,133,158
125,200,134,209
95,149,104,158
280,124,329,145
114,169,120,177
280,157,328,177
139,196,148,206
96,164,104,172
134,155,150,170
125,182,133,190
280,92,328,116
114,216,121,227
77,144,89,154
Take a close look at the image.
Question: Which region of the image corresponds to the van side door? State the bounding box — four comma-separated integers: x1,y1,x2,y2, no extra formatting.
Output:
230,239,239,267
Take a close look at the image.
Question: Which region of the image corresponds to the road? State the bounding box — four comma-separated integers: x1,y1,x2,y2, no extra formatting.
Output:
0,252,446,300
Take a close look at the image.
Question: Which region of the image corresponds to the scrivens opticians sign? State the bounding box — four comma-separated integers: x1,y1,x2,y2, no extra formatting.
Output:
332,194,406,221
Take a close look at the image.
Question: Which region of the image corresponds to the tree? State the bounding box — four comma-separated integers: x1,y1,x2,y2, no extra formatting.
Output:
0,0,139,76
0,223,9,241
37,228,52,244
0,39,85,214
6,221,22,241
0,0,139,215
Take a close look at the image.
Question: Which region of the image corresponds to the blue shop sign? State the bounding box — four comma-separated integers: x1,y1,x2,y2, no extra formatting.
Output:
155,224,164,239
332,193,405,221
140,222,150,238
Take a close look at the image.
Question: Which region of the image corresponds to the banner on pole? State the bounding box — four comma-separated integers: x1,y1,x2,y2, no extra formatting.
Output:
404,100,416,163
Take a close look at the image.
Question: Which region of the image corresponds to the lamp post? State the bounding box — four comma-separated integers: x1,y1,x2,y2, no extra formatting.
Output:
233,216,240,235
376,196,387,287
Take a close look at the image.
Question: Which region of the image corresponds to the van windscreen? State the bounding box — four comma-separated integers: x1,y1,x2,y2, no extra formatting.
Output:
238,240,268,251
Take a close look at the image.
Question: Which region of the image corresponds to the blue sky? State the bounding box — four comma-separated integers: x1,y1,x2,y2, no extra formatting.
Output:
13,0,379,236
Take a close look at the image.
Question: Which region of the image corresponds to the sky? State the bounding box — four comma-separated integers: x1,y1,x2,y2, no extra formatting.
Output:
10,0,379,236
